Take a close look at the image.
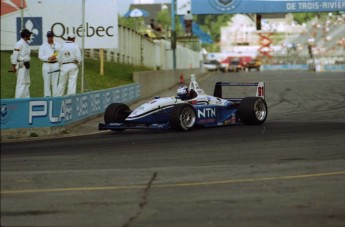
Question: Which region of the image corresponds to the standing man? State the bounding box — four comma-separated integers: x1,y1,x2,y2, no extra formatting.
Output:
184,10,193,36
39,31,61,97
56,33,81,96
10,29,32,98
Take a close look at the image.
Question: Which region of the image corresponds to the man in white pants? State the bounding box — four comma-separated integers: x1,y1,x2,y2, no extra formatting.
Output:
56,33,81,96
39,31,61,97
10,29,32,98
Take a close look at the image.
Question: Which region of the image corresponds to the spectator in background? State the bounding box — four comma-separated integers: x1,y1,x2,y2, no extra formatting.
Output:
10,29,32,98
338,37,345,50
39,31,61,97
150,19,162,32
307,37,315,58
184,10,193,36
56,33,81,96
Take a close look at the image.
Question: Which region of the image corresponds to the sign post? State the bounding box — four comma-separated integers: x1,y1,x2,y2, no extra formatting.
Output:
171,0,176,70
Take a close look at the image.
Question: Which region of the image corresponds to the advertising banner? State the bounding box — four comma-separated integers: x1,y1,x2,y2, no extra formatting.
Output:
1,84,140,129
191,0,345,14
1,0,118,50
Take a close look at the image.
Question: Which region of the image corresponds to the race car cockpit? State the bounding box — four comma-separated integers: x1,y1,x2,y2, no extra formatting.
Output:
177,86,197,100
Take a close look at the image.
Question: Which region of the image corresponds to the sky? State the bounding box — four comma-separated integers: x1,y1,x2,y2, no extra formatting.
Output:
118,0,171,15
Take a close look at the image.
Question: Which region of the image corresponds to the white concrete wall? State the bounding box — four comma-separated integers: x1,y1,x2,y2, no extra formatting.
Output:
85,25,201,70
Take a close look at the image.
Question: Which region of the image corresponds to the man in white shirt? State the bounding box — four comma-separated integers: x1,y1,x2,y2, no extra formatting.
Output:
10,29,32,98
56,33,82,96
38,31,61,97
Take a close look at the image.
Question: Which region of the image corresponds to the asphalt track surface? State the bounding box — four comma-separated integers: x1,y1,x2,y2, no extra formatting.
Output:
1,71,345,227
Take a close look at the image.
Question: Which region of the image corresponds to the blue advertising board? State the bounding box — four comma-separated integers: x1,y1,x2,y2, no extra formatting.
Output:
1,84,140,129
192,0,345,14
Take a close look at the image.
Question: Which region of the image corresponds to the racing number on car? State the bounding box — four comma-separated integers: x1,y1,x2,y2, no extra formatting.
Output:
256,82,265,98
258,86,264,97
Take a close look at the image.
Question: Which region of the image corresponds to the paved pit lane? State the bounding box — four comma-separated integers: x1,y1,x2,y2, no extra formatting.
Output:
1,71,345,227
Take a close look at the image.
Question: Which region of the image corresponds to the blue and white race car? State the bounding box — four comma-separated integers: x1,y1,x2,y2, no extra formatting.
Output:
98,74,268,131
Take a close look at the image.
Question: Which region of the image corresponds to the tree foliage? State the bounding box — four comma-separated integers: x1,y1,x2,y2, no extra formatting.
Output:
156,8,171,31
195,15,233,52
292,12,319,24
118,15,144,30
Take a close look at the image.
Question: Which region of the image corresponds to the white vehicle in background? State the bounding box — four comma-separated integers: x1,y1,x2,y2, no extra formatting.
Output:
203,60,221,71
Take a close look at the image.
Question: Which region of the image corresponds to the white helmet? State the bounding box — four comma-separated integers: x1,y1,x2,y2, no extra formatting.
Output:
177,86,188,100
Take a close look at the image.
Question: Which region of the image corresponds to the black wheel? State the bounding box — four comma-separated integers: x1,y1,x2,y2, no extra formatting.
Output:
104,103,131,131
169,104,196,131
238,97,267,125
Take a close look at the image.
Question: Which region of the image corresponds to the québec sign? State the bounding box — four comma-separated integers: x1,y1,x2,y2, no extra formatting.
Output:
0,0,118,50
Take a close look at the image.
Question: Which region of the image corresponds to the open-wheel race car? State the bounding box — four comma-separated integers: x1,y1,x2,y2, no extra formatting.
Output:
98,74,268,132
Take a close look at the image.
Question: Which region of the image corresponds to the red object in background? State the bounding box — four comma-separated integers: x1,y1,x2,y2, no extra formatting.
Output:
220,57,232,64
258,33,273,58
179,74,184,85
1,0,27,17
221,56,252,67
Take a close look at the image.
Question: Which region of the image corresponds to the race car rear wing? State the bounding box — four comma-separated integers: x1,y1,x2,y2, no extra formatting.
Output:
213,82,265,100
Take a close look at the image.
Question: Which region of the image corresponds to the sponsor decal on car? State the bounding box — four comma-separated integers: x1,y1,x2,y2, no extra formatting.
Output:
198,118,216,124
197,107,216,118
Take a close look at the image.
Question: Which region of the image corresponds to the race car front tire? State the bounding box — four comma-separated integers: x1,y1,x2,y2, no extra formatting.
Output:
170,104,196,131
238,97,267,125
104,103,131,131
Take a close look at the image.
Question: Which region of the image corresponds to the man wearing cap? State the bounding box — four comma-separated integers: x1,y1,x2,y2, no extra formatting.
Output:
10,28,32,98
56,32,81,96
38,31,61,97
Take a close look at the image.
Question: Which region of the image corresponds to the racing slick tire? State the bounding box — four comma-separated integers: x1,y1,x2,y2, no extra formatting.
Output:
238,97,267,125
104,103,131,131
170,104,196,131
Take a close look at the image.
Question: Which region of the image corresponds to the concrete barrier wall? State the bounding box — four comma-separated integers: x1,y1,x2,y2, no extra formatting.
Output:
261,64,345,72
322,64,345,72
261,64,309,71
1,84,140,139
133,68,202,100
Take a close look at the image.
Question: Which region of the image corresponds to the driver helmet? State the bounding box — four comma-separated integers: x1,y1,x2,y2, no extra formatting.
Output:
177,86,188,100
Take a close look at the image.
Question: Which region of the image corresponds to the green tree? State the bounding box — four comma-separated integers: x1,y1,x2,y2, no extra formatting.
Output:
156,9,185,37
156,8,171,32
196,15,233,52
292,13,319,24
118,12,148,31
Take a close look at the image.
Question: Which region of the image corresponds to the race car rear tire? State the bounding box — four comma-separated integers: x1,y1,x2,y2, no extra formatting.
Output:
104,103,131,131
170,104,196,131
239,97,267,125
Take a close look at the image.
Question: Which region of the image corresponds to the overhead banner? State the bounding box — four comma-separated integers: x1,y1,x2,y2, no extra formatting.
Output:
1,0,118,50
177,0,191,15
191,0,345,14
